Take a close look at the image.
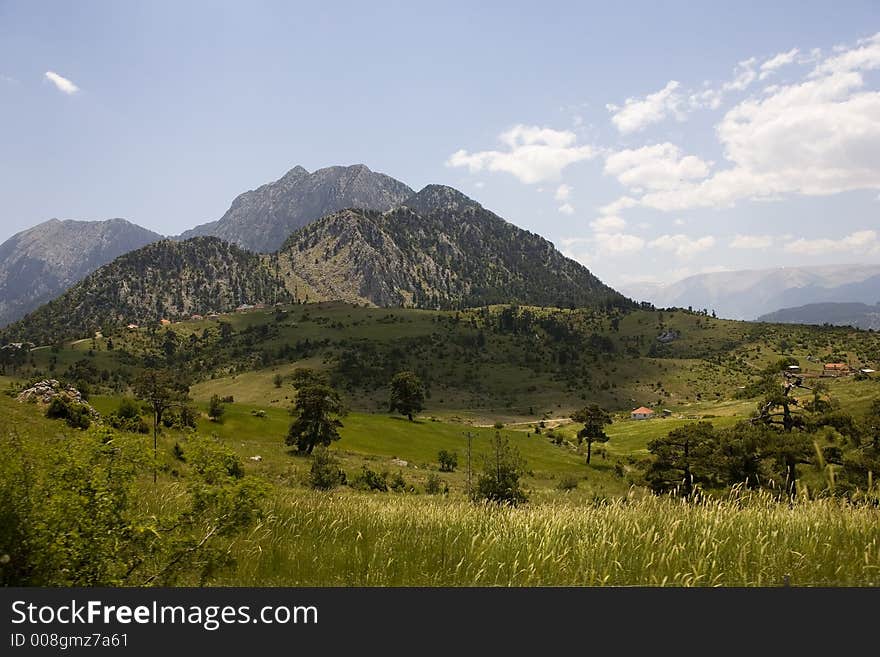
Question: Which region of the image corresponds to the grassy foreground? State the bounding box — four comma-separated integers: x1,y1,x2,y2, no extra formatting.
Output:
217,489,880,587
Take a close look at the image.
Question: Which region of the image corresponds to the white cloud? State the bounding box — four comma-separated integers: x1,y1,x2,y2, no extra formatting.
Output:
731,234,774,249
813,32,880,76
599,196,638,216
649,234,716,258
473,181,485,189
784,230,879,255
759,48,800,79
607,81,683,134
44,71,79,95
674,218,685,226
688,58,760,110
590,215,626,231
595,232,646,254
558,203,575,215
446,124,595,183
634,37,880,212
604,143,711,191
554,184,572,201
722,58,758,92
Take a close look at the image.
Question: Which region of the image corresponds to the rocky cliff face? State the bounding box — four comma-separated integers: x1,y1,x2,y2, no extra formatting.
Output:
0,218,162,327
277,185,629,310
179,164,414,252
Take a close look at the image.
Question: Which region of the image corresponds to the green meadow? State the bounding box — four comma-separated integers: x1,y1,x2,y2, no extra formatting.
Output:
3,303,880,586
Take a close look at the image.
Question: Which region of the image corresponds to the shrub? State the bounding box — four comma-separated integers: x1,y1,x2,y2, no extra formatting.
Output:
474,433,527,505
209,395,225,423
493,421,504,429
309,446,346,490
389,471,410,492
438,449,458,472
45,397,91,430
424,473,447,495
556,475,579,492
352,466,388,492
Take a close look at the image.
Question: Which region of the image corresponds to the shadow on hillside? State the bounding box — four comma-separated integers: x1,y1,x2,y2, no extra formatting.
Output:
387,415,426,425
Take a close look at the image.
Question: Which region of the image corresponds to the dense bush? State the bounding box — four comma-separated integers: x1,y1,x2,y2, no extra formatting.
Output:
352,466,389,492
438,449,458,472
309,447,347,490
0,429,266,586
45,396,91,429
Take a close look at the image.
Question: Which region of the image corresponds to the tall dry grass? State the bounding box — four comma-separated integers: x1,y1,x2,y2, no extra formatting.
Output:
218,489,880,586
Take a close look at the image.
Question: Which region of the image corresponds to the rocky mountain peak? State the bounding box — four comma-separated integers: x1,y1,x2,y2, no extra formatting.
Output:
178,163,414,253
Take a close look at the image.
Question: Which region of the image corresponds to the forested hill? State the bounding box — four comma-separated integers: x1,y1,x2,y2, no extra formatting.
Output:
278,184,629,310
2,238,289,344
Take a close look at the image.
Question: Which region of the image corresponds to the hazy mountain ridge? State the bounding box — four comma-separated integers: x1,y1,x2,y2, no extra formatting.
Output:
179,164,415,252
2,237,290,344
758,302,880,330
622,264,880,320
0,218,162,327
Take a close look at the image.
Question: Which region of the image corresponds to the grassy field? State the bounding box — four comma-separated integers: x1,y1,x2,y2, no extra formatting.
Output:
216,490,880,586
5,302,880,586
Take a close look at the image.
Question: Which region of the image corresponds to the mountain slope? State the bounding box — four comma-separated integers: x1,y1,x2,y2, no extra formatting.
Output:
277,185,628,310
2,238,290,344
0,218,162,327
622,264,880,320
180,164,414,252
759,302,880,330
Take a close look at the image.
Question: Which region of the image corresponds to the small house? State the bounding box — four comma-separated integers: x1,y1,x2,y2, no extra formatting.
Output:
160,318,171,326
191,314,204,321
822,363,850,377
631,406,655,420
126,323,139,330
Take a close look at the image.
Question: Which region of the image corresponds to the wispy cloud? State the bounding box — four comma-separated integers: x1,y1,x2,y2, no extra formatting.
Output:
446,124,595,183
784,230,879,255
759,48,800,79
45,71,79,95
731,234,774,249
606,81,683,134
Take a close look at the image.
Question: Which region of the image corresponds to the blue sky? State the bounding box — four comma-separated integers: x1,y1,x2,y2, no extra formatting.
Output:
1,0,879,289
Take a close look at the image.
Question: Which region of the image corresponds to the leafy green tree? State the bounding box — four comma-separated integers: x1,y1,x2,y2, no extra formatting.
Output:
285,383,344,454
438,449,458,472
273,373,284,388
389,371,425,421
571,404,612,464
291,367,328,389
134,369,190,483
208,394,225,423
646,422,717,496
711,422,772,488
474,432,528,505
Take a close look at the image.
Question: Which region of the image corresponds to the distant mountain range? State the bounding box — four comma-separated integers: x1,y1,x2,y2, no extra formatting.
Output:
178,164,415,252
1,171,628,343
758,302,880,330
0,219,161,327
622,264,880,320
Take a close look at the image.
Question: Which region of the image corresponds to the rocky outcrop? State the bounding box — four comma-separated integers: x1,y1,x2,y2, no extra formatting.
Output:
179,164,414,253
17,379,100,418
